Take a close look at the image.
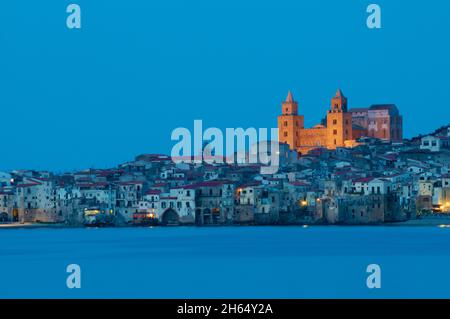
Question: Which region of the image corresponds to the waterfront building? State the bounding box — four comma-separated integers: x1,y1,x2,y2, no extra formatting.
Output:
14,177,59,223
2,91,450,227
191,180,235,225
0,190,14,222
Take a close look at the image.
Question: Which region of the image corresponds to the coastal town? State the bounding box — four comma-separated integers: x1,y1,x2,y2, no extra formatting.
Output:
1,90,449,227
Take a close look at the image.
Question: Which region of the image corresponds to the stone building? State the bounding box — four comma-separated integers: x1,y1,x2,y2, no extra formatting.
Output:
278,90,403,155
323,193,403,224
349,104,403,142
0,190,14,222
192,180,235,225
278,90,355,155
236,184,283,224
14,178,60,223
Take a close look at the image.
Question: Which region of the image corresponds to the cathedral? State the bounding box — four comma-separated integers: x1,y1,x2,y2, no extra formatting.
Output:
278,90,403,155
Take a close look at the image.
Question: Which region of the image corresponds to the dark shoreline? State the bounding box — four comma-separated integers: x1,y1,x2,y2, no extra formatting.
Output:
2,217,450,229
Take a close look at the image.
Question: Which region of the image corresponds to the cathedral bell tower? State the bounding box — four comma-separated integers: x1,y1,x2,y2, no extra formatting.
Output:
278,91,304,150
326,89,352,149
330,89,348,112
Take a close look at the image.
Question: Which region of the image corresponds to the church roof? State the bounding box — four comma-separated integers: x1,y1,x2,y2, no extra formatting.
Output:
335,89,345,98
369,104,399,116
286,91,294,103
349,107,369,113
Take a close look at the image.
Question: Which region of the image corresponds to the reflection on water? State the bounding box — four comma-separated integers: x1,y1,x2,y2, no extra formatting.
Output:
1,226,450,298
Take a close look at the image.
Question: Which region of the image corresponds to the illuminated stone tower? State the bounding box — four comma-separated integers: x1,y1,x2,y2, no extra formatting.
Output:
326,89,353,149
277,91,304,150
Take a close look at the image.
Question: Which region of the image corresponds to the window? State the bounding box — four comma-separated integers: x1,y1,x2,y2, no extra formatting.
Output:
284,132,288,137
284,121,288,126
333,130,338,135
333,119,337,125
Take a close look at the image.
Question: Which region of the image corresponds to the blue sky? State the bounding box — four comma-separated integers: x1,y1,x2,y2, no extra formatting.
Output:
0,0,449,171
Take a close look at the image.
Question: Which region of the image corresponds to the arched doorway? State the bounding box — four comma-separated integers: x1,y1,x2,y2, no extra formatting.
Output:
161,209,180,226
195,209,202,225
0,213,8,223
203,208,212,224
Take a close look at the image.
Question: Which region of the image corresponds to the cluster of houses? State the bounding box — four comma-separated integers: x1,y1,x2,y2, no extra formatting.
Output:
0,126,449,226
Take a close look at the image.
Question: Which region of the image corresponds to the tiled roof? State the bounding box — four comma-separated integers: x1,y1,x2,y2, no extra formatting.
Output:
184,180,233,189
352,177,375,183
289,181,309,187
145,189,161,195
16,182,41,188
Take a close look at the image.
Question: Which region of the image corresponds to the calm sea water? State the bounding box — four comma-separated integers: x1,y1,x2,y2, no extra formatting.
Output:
1,226,450,298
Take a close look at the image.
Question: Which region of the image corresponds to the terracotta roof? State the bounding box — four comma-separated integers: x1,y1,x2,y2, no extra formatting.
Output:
118,181,144,185
352,177,375,183
289,181,309,187
285,91,294,103
152,183,167,187
31,177,50,182
379,154,398,161
184,180,233,189
145,190,161,195
238,182,262,188
16,182,41,188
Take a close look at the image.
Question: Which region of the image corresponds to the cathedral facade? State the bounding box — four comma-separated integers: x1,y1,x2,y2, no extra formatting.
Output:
278,90,403,155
